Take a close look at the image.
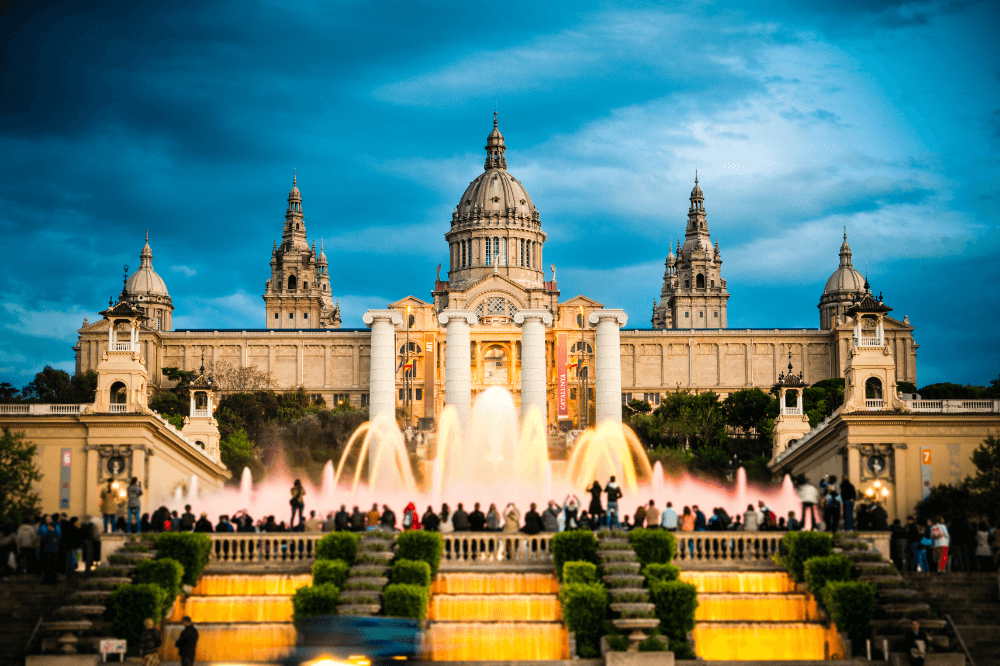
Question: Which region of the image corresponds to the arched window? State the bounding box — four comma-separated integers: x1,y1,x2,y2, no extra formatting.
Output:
570,341,593,354
483,346,508,384
110,381,127,404
288,275,297,290
865,377,883,400
785,389,799,408
194,391,208,410
408,314,415,328
576,313,583,327
696,274,705,288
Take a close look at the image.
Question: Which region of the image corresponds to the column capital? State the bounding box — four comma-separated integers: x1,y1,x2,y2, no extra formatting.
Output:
363,309,402,327
513,309,553,327
588,309,628,327
438,309,478,327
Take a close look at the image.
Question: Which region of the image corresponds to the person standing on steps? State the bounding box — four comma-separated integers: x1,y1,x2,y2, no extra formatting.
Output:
840,477,857,531
126,478,143,534
289,480,306,530
175,615,199,666
605,476,622,529
100,479,118,533
587,480,603,522
140,617,162,666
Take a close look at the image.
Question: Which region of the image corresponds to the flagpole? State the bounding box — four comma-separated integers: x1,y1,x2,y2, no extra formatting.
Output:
406,306,411,429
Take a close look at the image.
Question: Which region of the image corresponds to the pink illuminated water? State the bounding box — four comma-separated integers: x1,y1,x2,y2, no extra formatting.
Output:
163,387,801,525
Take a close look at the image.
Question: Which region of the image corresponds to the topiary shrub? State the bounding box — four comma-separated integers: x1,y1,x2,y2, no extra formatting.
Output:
383,583,430,620
312,559,350,589
672,640,697,659
135,558,184,616
648,579,698,646
638,634,668,651
551,530,598,580
804,554,853,597
779,530,833,582
291,583,340,628
641,562,681,583
155,533,211,586
822,581,875,646
391,559,432,587
627,528,676,566
560,582,607,657
109,583,168,655
315,531,360,564
395,531,444,576
606,634,629,651
563,561,599,585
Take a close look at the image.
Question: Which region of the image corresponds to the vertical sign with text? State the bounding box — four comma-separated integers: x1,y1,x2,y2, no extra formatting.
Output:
557,333,568,420
920,447,932,500
60,448,72,510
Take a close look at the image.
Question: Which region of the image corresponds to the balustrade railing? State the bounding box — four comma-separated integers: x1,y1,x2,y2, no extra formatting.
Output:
865,399,884,409
440,532,554,567
191,409,210,418
782,407,803,416
207,533,324,565
110,341,138,352
109,404,128,413
674,532,782,566
0,404,88,415
858,337,883,347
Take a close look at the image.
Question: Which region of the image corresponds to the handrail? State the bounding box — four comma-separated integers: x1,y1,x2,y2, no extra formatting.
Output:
440,532,555,566
944,614,976,666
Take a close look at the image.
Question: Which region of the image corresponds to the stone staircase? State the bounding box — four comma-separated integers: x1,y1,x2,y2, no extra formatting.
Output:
904,572,1000,666
598,532,660,650
336,530,396,615
0,575,81,666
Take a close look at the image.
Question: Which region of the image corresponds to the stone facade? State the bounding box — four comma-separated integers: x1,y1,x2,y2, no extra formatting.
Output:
72,117,919,428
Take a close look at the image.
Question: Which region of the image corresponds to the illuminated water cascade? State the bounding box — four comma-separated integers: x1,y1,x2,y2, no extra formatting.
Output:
681,571,846,661
239,467,253,509
425,572,568,661
333,411,418,496
566,421,653,495
159,574,310,662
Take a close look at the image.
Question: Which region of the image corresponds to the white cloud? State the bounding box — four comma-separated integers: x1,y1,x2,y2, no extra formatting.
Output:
2,302,93,342
171,290,261,330
170,265,197,277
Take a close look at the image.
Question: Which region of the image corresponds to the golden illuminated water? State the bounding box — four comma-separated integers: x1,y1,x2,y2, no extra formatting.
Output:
679,571,846,660
425,573,568,661
159,622,297,662
169,595,294,623
192,573,312,596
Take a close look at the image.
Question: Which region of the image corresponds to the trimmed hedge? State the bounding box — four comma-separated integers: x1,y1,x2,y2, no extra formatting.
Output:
638,634,668,651
391,559,432,587
315,531,360,564
551,530,598,581
109,583,169,655
395,530,443,576
648,579,698,645
155,532,211,586
312,559,351,589
291,583,340,628
383,583,431,621
563,561,599,585
560,582,608,658
627,528,676,566
135,558,183,615
822,581,875,645
804,554,853,597
779,530,833,582
641,563,681,583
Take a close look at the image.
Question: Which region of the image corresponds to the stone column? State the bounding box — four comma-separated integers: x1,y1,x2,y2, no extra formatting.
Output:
589,309,628,425
363,310,402,423
514,310,553,424
438,310,477,429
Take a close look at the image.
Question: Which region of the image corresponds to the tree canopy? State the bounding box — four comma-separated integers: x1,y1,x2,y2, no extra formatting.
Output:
0,367,97,404
0,428,42,529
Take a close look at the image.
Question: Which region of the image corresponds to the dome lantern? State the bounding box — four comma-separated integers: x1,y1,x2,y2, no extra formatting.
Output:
484,111,507,170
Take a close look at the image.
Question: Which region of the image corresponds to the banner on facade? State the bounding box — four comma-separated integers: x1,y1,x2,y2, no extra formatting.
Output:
60,448,71,510
920,447,932,500
557,333,568,420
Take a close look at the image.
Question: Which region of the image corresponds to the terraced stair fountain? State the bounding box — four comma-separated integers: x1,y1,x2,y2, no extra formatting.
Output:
598,532,659,651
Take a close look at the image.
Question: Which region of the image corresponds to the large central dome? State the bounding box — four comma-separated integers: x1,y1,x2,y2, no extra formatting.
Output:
444,115,547,290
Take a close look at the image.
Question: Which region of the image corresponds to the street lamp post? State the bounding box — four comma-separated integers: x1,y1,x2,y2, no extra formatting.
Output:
578,306,587,429
405,306,411,429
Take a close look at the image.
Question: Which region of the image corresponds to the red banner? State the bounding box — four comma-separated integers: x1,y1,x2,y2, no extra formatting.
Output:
557,333,568,420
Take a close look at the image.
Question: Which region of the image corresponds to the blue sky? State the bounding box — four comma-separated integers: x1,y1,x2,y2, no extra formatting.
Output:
1,0,998,388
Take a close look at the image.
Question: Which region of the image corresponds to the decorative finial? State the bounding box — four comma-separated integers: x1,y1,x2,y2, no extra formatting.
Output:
493,109,498,128
695,169,698,185
200,353,205,375
123,264,129,288
843,226,847,241
293,169,297,186
788,350,793,373
145,228,149,243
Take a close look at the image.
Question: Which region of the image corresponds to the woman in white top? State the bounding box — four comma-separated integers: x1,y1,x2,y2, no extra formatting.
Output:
931,516,950,573
743,504,760,531
796,477,820,531
439,504,454,534
974,521,992,572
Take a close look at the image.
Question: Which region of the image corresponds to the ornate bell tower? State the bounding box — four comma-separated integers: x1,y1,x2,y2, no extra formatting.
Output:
840,282,908,414
182,359,222,463
771,354,812,460
88,272,151,414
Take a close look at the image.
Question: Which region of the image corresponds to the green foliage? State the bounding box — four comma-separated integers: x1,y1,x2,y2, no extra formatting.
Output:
563,561,599,585
968,435,1000,514
804,555,853,596
626,398,652,415
638,634,668,651
551,530,598,580
672,640,697,659
19,367,98,404
605,634,629,651
641,562,681,583
627,528,676,566
917,382,986,400
383,583,430,620
220,427,259,478
391,559,432,587
291,583,340,628
135,558,183,615
109,583,168,654
779,530,833,582
721,388,777,435
897,381,918,395
155,532,211,586
822,581,875,643
315,531,360,564
165,414,184,429
312,559,350,589
648,579,698,644
149,390,188,417
560,582,608,656
0,428,41,529
395,530,443,576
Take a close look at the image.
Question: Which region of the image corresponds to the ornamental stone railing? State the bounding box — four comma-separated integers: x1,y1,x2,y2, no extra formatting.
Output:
904,399,1000,413
673,532,782,566
440,531,555,567
0,404,90,415
206,533,324,564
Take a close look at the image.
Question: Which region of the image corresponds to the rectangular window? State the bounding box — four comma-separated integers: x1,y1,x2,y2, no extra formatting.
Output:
485,239,492,266
699,312,704,318
526,241,531,268
274,312,279,319
360,394,369,406
570,388,577,400
520,238,525,266
621,392,632,404
303,312,308,320
415,388,422,401
289,312,294,319
500,238,507,266
684,312,689,318
399,388,405,400
714,312,719,318
462,241,467,267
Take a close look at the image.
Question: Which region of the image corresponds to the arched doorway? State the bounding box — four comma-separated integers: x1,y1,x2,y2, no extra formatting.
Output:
483,346,508,384
110,381,127,405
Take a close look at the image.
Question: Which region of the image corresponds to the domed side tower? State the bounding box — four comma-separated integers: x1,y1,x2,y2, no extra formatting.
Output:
652,174,729,329
263,174,341,329
444,113,547,291
124,231,174,331
818,229,865,330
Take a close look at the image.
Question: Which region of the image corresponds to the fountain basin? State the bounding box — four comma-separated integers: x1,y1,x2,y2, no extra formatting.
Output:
428,593,562,621
425,621,568,661
692,621,845,661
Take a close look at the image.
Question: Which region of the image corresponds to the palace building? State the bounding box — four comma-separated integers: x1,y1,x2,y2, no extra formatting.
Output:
72,116,919,428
